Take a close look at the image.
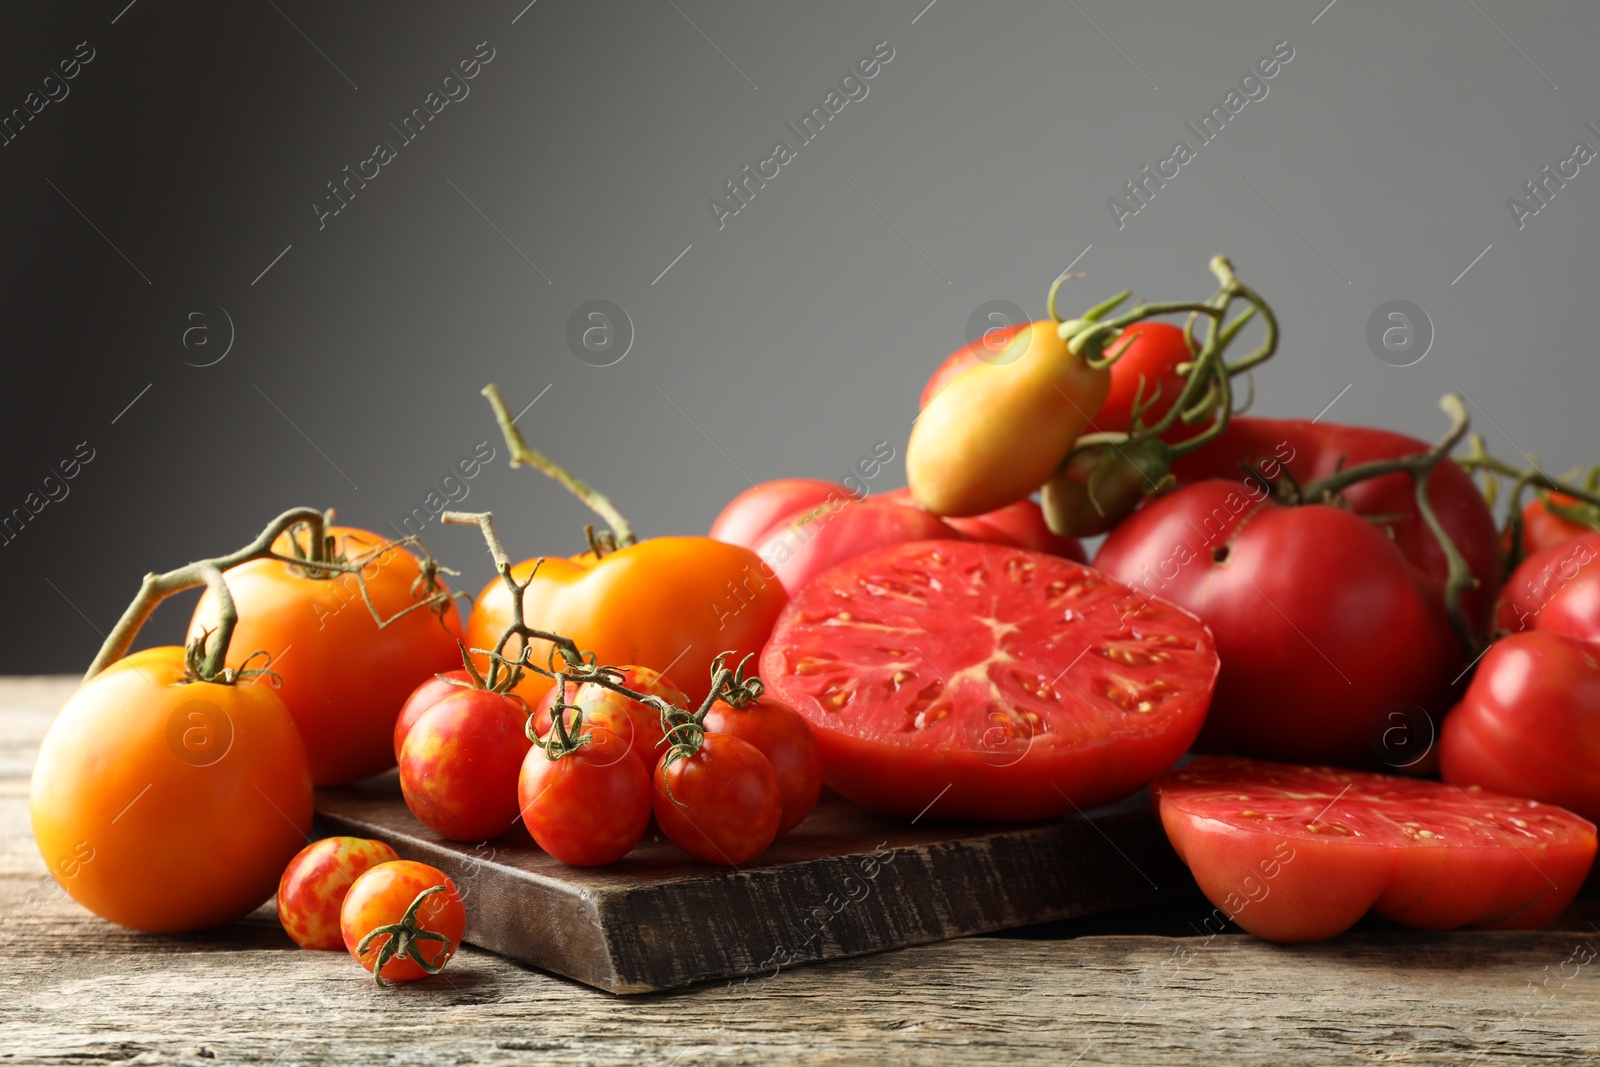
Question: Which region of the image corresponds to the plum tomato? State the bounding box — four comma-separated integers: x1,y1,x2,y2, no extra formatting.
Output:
1094,479,1459,767
756,500,954,597
341,860,465,985
518,726,652,866
277,836,399,950
394,669,472,759
908,321,1110,517
465,537,786,712
30,646,313,933
1155,756,1597,943
399,689,532,842
532,665,686,771
919,322,1029,409
761,540,1218,821
1497,531,1600,639
1440,630,1600,822
190,525,465,787
702,693,824,833
1171,418,1502,645
653,733,782,865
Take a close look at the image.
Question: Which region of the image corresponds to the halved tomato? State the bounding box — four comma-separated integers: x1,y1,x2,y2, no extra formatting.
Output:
761,540,1218,821
1155,756,1597,943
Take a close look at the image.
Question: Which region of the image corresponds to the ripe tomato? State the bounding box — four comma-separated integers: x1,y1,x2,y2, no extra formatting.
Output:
761,540,1218,821
30,646,313,932
702,693,824,833
1497,531,1600,638
190,526,465,786
518,726,652,866
654,733,782,864
919,321,1029,408
880,487,1086,560
1440,630,1600,822
532,665,684,771
400,689,532,842
394,669,471,759
756,500,954,597
1171,418,1502,644
1094,480,1459,767
908,321,1110,517
277,836,399,950
341,860,465,984
465,537,786,712
710,478,841,549
1155,756,1597,942
1520,492,1600,555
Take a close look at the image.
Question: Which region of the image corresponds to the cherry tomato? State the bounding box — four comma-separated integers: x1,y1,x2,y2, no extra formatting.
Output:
30,646,313,932
1519,492,1600,555
532,665,684,771
702,694,824,833
1171,418,1502,645
1094,480,1459,766
908,321,1110,516
1497,531,1600,638
654,733,782,865
399,689,532,842
762,540,1218,821
394,669,471,759
277,837,399,950
465,537,786,712
518,726,652,866
190,526,465,786
710,478,841,548
1440,630,1600,822
1155,756,1597,942
341,860,465,984
756,500,955,596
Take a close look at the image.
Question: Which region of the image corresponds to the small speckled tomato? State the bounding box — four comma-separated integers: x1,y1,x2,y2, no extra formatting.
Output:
399,689,532,842
277,837,399,950
341,860,465,985
654,733,782,865
394,670,472,760
532,665,685,771
701,695,823,834
519,726,653,866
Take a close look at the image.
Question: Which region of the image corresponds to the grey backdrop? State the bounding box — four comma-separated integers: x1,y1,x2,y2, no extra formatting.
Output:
4,1,1595,673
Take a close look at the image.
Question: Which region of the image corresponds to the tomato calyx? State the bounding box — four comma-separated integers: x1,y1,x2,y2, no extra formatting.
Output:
180,628,280,687
354,884,453,988
1042,256,1280,538
1459,441,1600,575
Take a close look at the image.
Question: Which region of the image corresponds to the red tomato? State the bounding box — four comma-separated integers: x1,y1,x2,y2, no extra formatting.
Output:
190,526,466,786
1155,756,1597,942
881,487,1086,560
518,726,652,866
532,665,685,771
653,733,782,865
277,837,399,950
1440,630,1600,822
1521,493,1600,555
1497,532,1600,638
710,478,841,549
702,694,825,833
1094,480,1459,766
762,540,1218,821
394,670,471,759
465,537,786,712
918,322,1028,409
30,646,313,933
341,860,465,984
399,689,532,842
757,500,955,597
1171,418,1502,644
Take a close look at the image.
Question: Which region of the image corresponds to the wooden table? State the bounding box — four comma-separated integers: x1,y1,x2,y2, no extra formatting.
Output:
6,676,1597,1065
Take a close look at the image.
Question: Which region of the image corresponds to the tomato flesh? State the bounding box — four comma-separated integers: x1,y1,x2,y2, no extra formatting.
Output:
762,540,1218,821
1155,756,1598,943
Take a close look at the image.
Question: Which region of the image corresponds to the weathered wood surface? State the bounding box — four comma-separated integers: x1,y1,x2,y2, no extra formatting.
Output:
6,676,1600,1065
317,772,1193,992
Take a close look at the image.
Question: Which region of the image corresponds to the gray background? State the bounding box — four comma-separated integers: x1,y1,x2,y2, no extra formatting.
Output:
3,0,1594,672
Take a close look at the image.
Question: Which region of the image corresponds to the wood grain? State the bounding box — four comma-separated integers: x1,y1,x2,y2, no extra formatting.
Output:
7,676,1599,1065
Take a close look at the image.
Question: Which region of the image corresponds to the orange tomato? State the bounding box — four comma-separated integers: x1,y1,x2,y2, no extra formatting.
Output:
341,860,465,984
465,537,786,710
190,526,464,786
30,646,313,932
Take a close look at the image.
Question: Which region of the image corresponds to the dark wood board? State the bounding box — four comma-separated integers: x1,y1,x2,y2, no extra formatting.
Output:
315,776,1195,994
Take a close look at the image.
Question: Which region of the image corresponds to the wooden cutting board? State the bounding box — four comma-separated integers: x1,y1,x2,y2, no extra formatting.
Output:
315,778,1195,994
